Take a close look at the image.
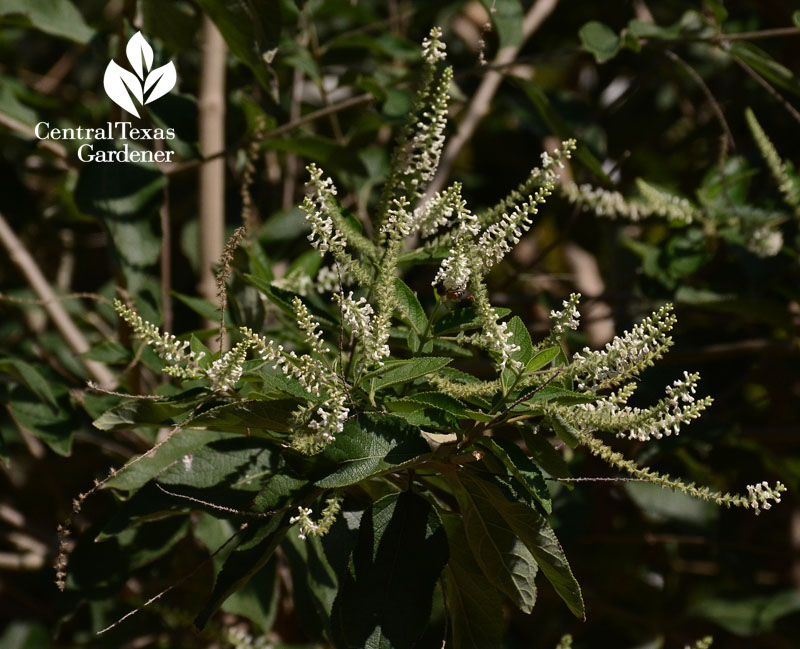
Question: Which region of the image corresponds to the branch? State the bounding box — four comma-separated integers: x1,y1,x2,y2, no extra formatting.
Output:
197,16,228,340
165,93,373,177
425,0,561,198
0,112,73,165
0,212,115,387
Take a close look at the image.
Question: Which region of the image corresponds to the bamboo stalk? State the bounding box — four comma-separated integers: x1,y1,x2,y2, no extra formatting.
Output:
197,16,227,338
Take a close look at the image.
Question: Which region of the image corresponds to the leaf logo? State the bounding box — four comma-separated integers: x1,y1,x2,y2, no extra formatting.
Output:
103,32,176,118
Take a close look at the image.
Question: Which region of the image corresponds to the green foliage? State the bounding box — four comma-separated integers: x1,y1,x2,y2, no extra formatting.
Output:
2,2,799,648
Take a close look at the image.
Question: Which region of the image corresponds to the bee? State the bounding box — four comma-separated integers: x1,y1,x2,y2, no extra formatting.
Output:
435,283,475,305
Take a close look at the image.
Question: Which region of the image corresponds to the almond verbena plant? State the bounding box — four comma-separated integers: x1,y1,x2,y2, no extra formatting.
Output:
62,28,785,648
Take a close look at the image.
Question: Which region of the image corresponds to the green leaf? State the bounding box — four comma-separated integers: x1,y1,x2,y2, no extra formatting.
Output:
730,42,800,97
691,591,800,636
195,0,282,92
0,0,94,43
626,18,682,40
189,399,299,436
794,11,800,29
195,511,291,630
478,437,552,513
528,386,595,406
0,622,52,649
579,21,622,63
172,291,223,322
316,413,429,488
221,557,279,633
526,346,560,372
363,357,452,392
7,390,74,456
502,316,533,390
79,341,131,365
513,79,610,183
387,392,467,419
283,532,338,637
548,412,581,448
458,471,585,618
0,358,58,410
480,0,524,49
105,429,233,491
75,160,164,271
93,398,197,431
433,306,511,335
521,428,570,479
441,514,505,649
331,492,449,649
451,470,538,613
157,437,281,492
394,278,428,335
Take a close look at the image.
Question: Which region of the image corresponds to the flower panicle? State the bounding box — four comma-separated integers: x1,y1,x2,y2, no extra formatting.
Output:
290,495,343,540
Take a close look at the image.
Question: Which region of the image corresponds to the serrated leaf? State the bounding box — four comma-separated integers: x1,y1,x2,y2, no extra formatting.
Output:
441,514,505,649
364,357,452,391
549,412,581,449
189,399,298,436
478,437,552,513
331,492,448,649
0,358,58,410
458,471,584,618
451,470,538,613
93,399,194,431
521,428,571,480
528,386,595,406
394,278,428,335
194,511,291,630
316,413,429,488
388,391,467,418
106,429,233,491
433,306,511,335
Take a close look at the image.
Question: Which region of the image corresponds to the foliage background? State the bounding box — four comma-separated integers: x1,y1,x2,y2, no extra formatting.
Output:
0,0,799,647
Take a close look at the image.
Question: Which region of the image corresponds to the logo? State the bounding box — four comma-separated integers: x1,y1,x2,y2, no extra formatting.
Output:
104,31,176,118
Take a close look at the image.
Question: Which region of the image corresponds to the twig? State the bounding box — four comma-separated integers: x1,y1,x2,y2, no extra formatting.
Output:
163,94,373,177
545,476,650,483
155,140,173,333
198,16,228,342
729,49,800,125
665,49,735,166
0,112,73,164
97,523,246,635
155,484,275,518
0,212,115,387
0,291,112,307
425,0,561,198
282,65,304,210
85,381,166,400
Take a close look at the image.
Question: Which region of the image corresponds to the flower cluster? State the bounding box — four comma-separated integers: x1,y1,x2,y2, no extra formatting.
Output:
302,164,345,254
746,108,800,216
572,304,676,391
746,481,786,515
290,495,343,540
205,339,250,391
242,317,349,453
555,372,713,442
548,293,582,337
421,26,446,63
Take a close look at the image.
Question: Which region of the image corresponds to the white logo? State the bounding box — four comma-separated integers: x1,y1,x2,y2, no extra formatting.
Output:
103,32,176,118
